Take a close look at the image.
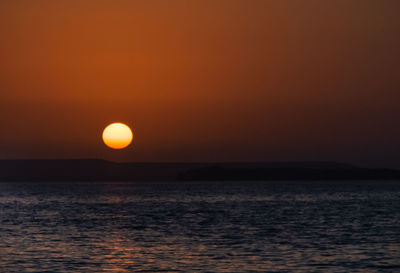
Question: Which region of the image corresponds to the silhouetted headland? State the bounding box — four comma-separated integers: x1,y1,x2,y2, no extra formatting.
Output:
0,159,399,182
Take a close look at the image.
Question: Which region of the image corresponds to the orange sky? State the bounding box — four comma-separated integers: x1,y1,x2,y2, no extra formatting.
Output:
1,0,399,167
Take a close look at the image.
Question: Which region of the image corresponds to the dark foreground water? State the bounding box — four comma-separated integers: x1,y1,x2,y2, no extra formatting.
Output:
0,181,399,272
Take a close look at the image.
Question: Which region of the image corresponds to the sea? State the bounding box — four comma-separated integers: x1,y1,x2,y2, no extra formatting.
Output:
0,180,399,272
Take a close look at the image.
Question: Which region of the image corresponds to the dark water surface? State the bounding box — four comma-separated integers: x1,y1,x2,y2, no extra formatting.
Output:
0,180,399,272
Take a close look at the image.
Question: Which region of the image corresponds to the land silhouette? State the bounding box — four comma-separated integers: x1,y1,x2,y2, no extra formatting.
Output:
0,159,399,182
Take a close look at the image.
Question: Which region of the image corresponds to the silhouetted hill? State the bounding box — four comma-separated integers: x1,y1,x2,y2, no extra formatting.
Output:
0,159,399,182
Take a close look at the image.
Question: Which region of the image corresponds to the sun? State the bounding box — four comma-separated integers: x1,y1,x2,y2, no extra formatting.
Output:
102,123,133,149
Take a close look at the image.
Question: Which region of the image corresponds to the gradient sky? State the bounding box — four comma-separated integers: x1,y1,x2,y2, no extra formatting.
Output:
1,0,399,167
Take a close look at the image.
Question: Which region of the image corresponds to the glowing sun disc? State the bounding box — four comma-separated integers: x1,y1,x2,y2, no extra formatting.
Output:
102,123,133,149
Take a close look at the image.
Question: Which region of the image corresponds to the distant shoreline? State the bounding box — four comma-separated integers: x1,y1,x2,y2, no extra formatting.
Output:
0,159,399,182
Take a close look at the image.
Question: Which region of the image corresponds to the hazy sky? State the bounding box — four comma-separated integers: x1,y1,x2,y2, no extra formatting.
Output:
1,0,399,167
